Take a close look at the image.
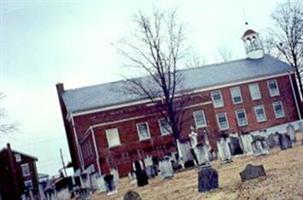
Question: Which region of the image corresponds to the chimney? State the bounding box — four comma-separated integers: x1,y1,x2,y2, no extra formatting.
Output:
56,82,65,95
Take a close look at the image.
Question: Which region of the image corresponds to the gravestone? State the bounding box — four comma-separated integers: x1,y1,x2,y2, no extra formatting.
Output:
278,133,292,150
251,136,269,156
240,164,266,182
240,134,254,155
96,174,107,192
128,171,137,185
104,174,116,194
159,157,174,179
198,166,219,192
286,124,296,142
123,191,142,200
265,134,277,148
144,156,156,178
217,138,232,163
229,136,243,155
133,160,148,187
194,144,210,165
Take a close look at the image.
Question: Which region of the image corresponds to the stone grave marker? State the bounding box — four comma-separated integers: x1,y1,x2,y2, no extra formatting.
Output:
198,166,219,192
286,124,296,142
159,157,174,180
278,133,292,150
217,138,232,163
123,191,142,200
239,164,266,182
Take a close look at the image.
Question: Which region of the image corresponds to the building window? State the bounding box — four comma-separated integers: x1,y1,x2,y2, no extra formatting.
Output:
267,79,280,97
158,118,172,135
21,163,30,177
211,90,224,108
216,112,229,130
136,122,151,140
105,128,121,148
272,101,285,118
24,180,33,189
193,110,207,128
235,109,248,126
249,83,261,100
230,86,243,104
15,154,21,162
254,105,267,122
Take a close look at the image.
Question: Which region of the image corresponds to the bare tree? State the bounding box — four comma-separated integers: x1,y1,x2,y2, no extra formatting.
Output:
268,1,303,98
216,46,233,63
0,93,18,135
118,10,193,143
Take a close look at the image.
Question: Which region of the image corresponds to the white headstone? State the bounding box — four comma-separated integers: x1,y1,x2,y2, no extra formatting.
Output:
240,134,254,155
159,158,174,179
194,144,210,165
217,138,232,162
286,124,296,142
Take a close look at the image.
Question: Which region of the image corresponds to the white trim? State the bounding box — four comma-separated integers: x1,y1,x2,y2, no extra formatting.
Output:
254,105,267,122
105,128,121,148
158,118,171,136
71,72,294,117
288,73,302,119
235,109,248,126
136,122,151,141
193,110,207,128
91,128,101,175
272,101,285,119
230,86,243,104
182,101,212,110
21,163,30,177
216,112,229,130
267,79,280,97
71,115,85,170
248,83,262,100
210,90,224,108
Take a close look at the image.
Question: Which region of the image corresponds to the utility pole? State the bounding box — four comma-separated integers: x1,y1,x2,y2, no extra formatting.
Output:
60,148,67,177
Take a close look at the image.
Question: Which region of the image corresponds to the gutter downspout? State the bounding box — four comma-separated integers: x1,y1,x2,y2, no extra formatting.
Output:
91,127,101,175
288,72,302,120
71,115,85,170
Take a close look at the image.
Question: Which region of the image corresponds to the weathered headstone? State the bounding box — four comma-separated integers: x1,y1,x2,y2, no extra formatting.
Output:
229,136,243,155
265,134,277,148
286,124,296,142
198,166,219,192
217,138,232,163
251,136,269,156
144,156,155,178
278,133,292,150
194,144,210,165
133,160,148,187
123,191,142,200
239,164,266,182
240,134,254,155
159,157,174,179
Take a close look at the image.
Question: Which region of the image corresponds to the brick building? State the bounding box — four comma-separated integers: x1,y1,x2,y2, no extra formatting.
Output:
56,29,302,176
0,143,39,200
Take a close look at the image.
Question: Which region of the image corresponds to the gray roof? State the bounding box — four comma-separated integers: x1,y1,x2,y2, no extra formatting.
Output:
62,54,292,114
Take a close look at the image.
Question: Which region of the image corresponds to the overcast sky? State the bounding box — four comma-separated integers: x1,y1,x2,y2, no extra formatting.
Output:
0,0,281,175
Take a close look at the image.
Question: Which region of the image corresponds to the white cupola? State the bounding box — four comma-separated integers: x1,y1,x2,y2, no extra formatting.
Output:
241,29,264,59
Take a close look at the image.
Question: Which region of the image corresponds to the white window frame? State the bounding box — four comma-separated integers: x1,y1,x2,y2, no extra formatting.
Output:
249,83,262,100
15,154,21,162
21,163,30,177
193,110,207,128
105,128,121,148
216,112,229,130
136,122,151,141
267,79,280,97
272,101,285,118
158,118,171,136
211,90,224,108
230,86,243,104
254,105,267,122
235,109,248,127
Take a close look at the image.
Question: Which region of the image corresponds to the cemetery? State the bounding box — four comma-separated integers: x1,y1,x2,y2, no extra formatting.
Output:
90,125,303,200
